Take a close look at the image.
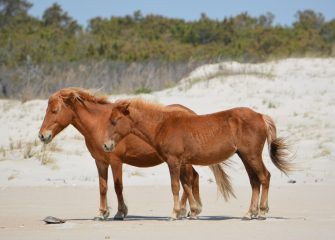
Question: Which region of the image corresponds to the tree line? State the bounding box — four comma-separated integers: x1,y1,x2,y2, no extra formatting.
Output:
0,0,335,99
1,0,335,67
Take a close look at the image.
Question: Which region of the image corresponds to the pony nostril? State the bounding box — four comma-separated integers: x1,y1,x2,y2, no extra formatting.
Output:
39,133,44,140
103,142,115,152
39,131,52,143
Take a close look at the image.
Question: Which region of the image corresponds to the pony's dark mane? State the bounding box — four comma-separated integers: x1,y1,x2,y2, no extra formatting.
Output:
57,87,110,104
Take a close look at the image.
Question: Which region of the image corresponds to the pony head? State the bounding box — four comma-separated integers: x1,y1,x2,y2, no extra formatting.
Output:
103,100,132,152
38,88,79,143
39,87,109,144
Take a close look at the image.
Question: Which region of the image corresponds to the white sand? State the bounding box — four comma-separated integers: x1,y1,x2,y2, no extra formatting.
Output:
0,185,334,240
0,58,335,239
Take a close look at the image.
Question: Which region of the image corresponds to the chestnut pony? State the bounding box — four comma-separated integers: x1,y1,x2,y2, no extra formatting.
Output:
102,99,293,220
39,88,233,220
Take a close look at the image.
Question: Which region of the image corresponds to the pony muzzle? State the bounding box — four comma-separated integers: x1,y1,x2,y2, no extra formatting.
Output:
38,130,52,144
103,140,116,152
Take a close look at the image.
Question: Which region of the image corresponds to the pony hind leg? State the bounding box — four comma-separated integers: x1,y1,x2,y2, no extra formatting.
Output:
180,164,201,219
244,172,261,220
257,163,271,220
243,155,271,220
237,152,261,220
179,191,188,218
191,167,202,214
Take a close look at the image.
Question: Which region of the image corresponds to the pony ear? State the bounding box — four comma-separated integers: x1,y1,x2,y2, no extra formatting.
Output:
117,102,130,115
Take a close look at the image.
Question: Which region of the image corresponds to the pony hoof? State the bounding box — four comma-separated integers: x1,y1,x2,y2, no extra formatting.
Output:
122,206,129,218
195,207,202,215
113,215,125,221
187,210,200,219
179,208,187,218
93,209,110,221
93,215,109,221
242,215,252,221
258,214,267,220
193,208,202,216
169,213,183,221
258,208,268,220
188,215,199,220
242,212,258,221
114,209,126,220
170,209,182,220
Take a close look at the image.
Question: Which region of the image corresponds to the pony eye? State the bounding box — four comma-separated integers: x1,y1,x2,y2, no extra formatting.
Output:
111,119,117,126
51,109,58,114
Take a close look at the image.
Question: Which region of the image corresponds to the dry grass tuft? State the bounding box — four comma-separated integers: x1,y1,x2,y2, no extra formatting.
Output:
9,140,23,151
0,146,6,158
36,145,56,166
23,142,34,159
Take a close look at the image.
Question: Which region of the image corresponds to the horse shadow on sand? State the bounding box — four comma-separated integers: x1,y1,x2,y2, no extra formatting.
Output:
64,215,291,222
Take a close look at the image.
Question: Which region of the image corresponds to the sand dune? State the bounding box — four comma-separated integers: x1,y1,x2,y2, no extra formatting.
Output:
0,58,335,239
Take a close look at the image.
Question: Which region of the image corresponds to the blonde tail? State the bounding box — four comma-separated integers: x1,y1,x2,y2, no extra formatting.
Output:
209,163,236,201
262,115,294,175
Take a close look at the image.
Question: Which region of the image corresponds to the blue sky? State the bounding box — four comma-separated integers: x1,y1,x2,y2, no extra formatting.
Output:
28,0,335,27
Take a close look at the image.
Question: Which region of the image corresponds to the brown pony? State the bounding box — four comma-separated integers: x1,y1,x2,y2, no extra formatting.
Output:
102,99,293,220
38,88,233,220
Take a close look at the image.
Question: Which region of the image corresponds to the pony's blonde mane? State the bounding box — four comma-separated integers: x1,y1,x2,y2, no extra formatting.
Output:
116,98,190,121
127,98,166,112
56,87,109,104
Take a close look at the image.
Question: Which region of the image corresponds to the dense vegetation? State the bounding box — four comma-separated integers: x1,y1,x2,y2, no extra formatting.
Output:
0,0,334,99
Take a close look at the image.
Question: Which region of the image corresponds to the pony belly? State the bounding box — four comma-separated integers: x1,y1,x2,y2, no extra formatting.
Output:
183,145,236,166
122,134,164,167
123,152,163,167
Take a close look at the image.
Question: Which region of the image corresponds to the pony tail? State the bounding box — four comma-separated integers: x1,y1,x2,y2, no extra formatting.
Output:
209,163,236,201
262,115,293,175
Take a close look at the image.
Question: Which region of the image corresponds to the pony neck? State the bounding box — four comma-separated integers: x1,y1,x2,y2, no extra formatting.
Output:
70,101,111,139
128,107,165,148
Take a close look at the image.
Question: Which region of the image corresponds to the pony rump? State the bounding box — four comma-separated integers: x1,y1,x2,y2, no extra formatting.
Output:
262,115,293,175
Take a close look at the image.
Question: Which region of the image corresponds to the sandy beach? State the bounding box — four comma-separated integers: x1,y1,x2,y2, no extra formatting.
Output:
1,185,335,240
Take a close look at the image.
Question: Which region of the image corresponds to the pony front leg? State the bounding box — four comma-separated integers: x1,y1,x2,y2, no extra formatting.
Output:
179,191,188,218
94,161,110,221
167,157,182,220
179,164,190,218
111,161,128,220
